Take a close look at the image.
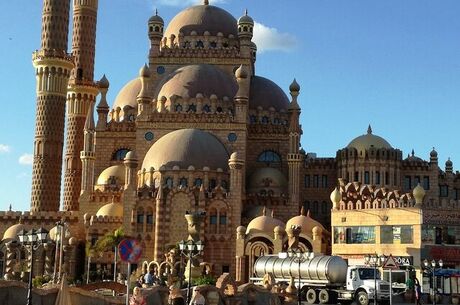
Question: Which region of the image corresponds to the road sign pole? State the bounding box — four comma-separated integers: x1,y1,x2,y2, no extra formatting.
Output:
389,269,392,305
126,262,131,305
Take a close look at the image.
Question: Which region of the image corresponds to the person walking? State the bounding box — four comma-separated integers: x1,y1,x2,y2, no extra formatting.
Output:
415,279,422,305
189,287,205,305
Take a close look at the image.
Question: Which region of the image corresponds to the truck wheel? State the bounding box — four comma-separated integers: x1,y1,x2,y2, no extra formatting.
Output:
318,289,330,304
306,288,317,304
356,291,369,305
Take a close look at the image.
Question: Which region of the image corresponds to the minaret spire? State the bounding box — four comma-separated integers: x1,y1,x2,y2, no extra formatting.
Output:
63,0,100,211
367,124,372,134
30,0,73,212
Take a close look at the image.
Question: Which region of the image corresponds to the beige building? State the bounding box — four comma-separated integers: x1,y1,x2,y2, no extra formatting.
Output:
331,182,460,294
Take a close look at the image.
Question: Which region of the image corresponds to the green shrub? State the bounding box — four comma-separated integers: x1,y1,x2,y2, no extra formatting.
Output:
192,275,216,286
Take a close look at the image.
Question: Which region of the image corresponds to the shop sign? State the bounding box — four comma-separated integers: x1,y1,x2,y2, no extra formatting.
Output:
392,256,413,266
430,246,460,262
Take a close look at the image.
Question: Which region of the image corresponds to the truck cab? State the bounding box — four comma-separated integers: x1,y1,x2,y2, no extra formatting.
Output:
346,266,391,305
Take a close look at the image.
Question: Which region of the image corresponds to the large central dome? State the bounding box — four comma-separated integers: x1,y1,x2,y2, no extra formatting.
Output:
142,129,229,171
157,64,237,100
164,4,238,38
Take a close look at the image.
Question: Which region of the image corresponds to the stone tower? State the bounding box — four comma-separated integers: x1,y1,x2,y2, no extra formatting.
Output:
63,0,99,211
287,79,302,210
31,0,74,212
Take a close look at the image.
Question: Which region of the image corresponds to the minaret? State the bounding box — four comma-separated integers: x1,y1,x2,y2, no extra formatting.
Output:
31,0,74,212
80,101,96,194
234,65,249,123
63,0,99,211
287,79,302,211
237,9,254,60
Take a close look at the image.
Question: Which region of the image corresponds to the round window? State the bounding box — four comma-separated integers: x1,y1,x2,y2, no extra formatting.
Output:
145,132,154,141
156,66,165,75
228,132,237,142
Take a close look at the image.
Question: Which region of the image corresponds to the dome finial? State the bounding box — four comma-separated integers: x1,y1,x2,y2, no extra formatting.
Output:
411,149,415,156
367,124,372,134
245,8,248,16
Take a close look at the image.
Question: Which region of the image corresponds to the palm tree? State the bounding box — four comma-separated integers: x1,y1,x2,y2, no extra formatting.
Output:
85,241,95,284
94,227,125,282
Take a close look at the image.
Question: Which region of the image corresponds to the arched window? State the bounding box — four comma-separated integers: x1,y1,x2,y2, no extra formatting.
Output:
112,148,130,161
187,104,197,113
196,40,204,48
179,177,188,188
210,41,217,48
146,208,154,231
194,178,203,187
175,104,183,112
203,105,211,113
261,116,270,124
209,179,217,191
154,26,160,32
249,115,257,123
221,180,228,190
165,177,173,188
216,106,223,113
257,150,281,164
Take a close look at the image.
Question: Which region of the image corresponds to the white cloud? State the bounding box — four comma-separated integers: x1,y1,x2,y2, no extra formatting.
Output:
155,0,225,7
18,153,33,165
253,22,298,53
0,144,11,153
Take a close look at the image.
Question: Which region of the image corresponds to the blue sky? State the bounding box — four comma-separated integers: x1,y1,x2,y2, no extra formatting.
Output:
0,0,459,212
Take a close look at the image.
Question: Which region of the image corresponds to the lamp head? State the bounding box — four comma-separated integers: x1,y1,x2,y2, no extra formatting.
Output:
431,259,436,267
36,227,49,243
27,229,38,243
424,259,429,268
17,229,27,243
439,259,443,267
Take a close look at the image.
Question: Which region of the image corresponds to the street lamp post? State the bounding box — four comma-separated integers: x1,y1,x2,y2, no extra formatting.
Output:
17,228,49,305
279,248,311,305
364,253,386,304
424,259,443,305
179,239,204,304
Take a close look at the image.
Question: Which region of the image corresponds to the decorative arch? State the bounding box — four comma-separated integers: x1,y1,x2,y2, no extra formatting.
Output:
257,150,281,164
112,148,130,161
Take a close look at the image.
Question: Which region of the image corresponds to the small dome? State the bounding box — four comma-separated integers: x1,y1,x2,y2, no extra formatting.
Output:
96,202,123,218
156,64,237,100
289,79,300,92
164,4,237,38
446,158,453,167
247,167,288,196
246,214,285,235
238,10,254,25
142,129,229,171
2,223,25,241
286,210,325,237
235,65,248,79
112,78,141,115
96,165,125,186
249,76,290,111
99,74,109,89
347,125,392,152
430,148,438,158
149,10,164,24
413,183,426,205
125,151,138,161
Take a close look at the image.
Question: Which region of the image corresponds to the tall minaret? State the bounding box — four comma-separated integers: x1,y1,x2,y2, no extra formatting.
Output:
287,79,302,211
31,0,74,212
63,0,99,211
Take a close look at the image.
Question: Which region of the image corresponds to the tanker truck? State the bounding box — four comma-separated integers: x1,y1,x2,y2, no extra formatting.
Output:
251,254,391,305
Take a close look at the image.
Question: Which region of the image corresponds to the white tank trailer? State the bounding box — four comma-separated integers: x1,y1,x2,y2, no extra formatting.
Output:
252,255,391,305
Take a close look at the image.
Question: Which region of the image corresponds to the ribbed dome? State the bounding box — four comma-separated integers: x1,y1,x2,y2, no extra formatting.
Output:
347,126,392,151
286,210,325,237
247,167,288,196
157,64,237,100
249,76,290,111
96,202,123,218
246,214,285,235
164,4,237,38
2,223,25,241
96,165,125,186
142,129,229,170
112,78,141,114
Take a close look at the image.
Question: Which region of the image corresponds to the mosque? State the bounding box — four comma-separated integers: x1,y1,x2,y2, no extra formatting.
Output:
0,0,458,284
